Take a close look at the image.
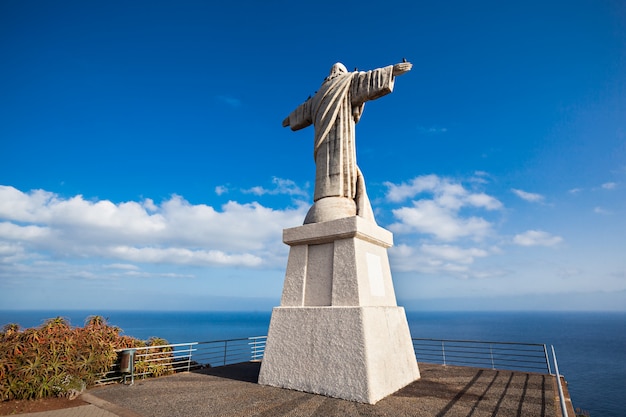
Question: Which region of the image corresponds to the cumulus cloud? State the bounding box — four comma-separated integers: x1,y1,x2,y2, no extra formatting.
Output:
385,175,501,209
511,188,544,203
242,177,308,198
242,177,308,197
384,174,440,203
107,246,263,267
390,201,493,241
215,185,228,196
469,171,490,184
384,175,502,241
103,263,140,271
513,230,563,247
389,243,496,278
420,244,489,264
0,185,306,272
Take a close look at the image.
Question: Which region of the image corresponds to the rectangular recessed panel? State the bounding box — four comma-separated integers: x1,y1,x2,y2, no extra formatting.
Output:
366,252,385,297
304,243,333,306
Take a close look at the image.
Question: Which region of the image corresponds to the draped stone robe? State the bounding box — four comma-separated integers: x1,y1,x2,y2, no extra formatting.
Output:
285,65,396,222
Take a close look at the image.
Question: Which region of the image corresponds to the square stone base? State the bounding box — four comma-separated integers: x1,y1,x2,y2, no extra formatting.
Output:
258,306,420,404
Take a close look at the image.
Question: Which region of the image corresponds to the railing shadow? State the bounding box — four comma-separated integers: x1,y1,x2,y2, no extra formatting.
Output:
192,361,261,384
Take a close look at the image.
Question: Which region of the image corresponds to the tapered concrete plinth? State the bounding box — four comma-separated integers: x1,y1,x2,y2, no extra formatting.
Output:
258,306,419,404
258,216,420,404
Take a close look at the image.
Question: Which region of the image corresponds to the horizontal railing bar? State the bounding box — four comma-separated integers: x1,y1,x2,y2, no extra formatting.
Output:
436,355,541,366
438,352,547,363
415,345,545,354
428,346,544,357
136,350,194,358
116,342,197,352
436,351,544,360
413,337,545,347
197,337,256,344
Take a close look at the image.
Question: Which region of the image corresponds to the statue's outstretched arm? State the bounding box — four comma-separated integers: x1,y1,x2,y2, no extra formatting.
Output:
392,62,412,76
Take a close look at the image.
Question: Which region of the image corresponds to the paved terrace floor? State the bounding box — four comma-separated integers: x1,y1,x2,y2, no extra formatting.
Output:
61,362,569,417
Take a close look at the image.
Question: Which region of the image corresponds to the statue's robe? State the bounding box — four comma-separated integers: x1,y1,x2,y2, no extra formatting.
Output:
285,65,396,221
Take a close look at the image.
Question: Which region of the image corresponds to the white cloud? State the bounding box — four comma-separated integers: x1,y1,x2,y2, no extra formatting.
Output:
0,242,30,263
244,186,266,195
108,246,263,267
513,230,563,247
0,185,307,271
511,188,544,203
420,244,489,264
384,174,440,203
103,263,140,271
601,182,617,190
385,175,502,210
242,177,308,198
215,185,228,196
389,243,496,278
142,198,158,212
594,206,612,215
390,200,493,241
385,175,502,241
469,171,490,184
568,188,582,195
0,222,51,241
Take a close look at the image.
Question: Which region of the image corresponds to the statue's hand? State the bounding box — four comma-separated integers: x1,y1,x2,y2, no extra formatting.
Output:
393,62,412,76
282,116,290,127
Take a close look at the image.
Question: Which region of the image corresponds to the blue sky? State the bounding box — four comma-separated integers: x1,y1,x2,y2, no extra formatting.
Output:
1,0,624,312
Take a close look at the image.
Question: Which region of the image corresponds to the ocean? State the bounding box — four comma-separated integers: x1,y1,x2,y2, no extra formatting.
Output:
1,310,624,417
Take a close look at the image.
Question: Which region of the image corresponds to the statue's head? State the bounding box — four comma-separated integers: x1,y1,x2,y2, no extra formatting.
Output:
325,62,348,82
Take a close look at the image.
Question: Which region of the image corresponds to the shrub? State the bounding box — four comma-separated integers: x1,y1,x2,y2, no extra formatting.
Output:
0,316,154,401
130,336,175,378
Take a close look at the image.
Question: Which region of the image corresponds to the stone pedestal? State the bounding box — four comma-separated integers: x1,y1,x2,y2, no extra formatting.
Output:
258,216,420,404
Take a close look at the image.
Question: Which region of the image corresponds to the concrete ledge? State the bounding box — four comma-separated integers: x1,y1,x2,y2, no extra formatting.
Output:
283,216,393,248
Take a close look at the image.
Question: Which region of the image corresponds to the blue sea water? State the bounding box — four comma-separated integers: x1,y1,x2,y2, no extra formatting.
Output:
1,310,624,417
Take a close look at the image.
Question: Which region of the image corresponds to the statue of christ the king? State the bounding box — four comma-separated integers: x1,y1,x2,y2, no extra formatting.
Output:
282,61,412,224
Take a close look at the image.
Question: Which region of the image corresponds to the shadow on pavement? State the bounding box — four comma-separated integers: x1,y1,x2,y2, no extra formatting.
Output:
192,361,261,383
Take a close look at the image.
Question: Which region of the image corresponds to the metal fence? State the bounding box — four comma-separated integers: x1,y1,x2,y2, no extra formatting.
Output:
95,335,566,414
95,336,266,385
97,335,556,386
412,338,551,374
188,336,266,370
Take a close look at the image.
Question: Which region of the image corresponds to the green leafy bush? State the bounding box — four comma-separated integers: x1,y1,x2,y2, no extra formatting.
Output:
0,315,156,401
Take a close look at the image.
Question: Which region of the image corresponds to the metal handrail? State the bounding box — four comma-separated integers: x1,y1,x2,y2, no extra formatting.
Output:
96,335,558,386
412,338,552,374
95,337,267,385
552,345,568,417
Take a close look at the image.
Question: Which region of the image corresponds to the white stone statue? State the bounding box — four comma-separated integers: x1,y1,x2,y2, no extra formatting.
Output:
283,61,412,224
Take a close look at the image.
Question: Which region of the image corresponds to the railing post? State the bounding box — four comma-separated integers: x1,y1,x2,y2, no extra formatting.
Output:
551,345,568,417
251,337,257,360
543,344,552,374
187,343,193,372
490,344,495,369
131,349,136,385
441,340,446,366
223,340,228,366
